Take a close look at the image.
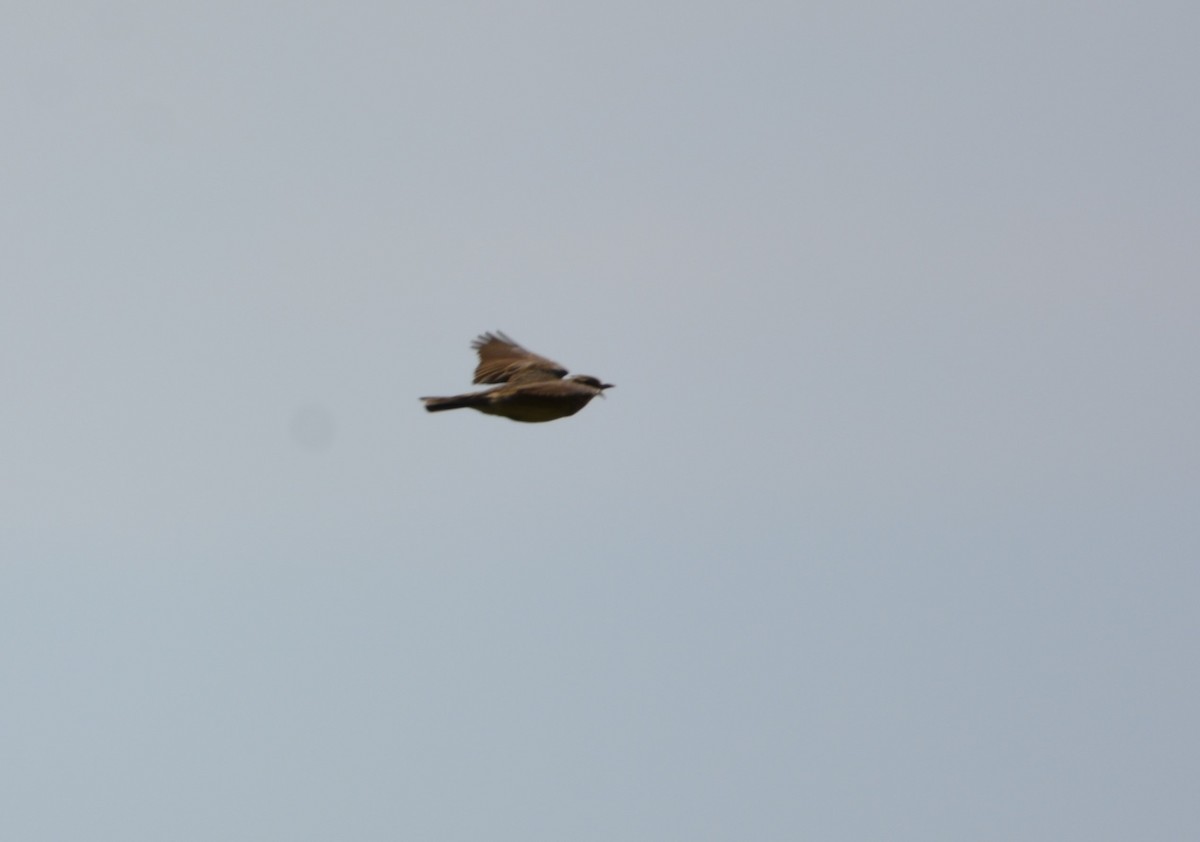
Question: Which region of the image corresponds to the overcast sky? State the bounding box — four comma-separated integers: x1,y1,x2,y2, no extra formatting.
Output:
3,2,1198,840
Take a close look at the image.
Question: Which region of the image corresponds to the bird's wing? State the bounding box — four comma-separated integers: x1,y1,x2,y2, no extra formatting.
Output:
471,331,568,384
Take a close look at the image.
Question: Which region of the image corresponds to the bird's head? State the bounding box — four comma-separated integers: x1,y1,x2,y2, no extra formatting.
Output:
569,375,614,392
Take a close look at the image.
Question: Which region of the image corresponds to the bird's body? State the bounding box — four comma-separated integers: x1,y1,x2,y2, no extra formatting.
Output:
421,332,613,423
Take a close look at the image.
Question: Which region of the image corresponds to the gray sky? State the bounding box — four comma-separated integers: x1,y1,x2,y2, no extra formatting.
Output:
3,2,1198,839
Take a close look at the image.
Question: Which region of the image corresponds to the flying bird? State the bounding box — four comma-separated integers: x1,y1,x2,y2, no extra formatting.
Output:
421,332,614,423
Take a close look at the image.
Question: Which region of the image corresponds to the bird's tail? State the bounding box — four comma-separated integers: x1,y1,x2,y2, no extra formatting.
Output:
421,393,487,412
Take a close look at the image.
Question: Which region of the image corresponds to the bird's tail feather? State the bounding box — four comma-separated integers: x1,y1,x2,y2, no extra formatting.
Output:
421,393,485,412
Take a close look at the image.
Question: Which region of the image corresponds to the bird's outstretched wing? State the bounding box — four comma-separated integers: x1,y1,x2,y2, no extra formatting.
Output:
471,332,569,384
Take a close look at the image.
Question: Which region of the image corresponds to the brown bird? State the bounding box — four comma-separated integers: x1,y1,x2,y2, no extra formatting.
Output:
421,331,614,423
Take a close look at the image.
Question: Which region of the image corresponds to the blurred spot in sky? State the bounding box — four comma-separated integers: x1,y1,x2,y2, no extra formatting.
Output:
289,403,336,452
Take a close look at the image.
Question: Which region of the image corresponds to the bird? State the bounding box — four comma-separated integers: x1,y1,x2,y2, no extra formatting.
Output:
421,331,614,423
